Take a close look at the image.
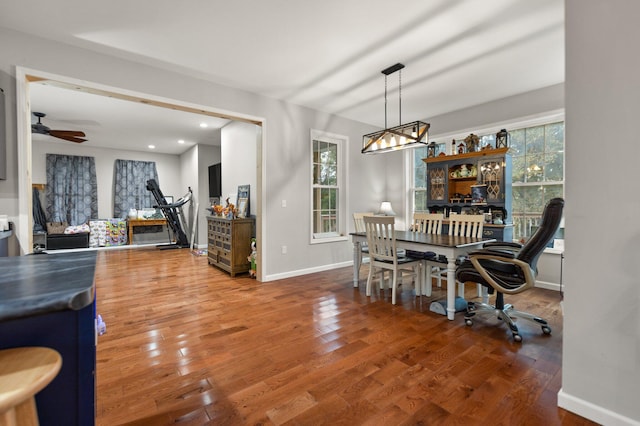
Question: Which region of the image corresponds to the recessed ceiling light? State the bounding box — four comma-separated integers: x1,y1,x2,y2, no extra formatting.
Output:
178,139,185,144
200,123,208,128
148,145,156,149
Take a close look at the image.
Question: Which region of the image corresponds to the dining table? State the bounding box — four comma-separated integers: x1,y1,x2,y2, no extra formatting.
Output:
350,231,494,320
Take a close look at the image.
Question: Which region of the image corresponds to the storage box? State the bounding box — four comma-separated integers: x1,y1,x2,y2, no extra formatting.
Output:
47,233,90,250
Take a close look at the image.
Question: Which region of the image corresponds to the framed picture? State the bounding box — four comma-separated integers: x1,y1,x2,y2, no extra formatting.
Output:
236,185,250,218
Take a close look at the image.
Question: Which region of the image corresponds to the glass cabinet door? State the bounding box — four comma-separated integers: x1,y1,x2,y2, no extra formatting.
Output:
427,166,446,203
478,159,504,203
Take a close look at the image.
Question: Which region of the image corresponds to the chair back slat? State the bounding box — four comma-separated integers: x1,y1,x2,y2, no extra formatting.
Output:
412,213,443,235
448,214,484,238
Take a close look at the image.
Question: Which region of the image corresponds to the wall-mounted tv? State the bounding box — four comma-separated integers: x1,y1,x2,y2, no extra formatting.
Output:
208,163,222,198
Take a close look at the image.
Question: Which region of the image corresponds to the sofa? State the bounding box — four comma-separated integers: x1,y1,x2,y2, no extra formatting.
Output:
45,222,89,250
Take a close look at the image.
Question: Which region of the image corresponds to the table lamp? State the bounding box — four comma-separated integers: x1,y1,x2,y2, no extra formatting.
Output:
378,201,396,216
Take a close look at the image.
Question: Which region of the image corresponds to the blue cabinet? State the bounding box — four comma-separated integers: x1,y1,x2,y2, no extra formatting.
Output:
0,252,97,425
0,302,96,425
424,147,512,241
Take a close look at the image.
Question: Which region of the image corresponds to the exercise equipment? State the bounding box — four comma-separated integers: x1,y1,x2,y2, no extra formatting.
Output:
145,179,191,248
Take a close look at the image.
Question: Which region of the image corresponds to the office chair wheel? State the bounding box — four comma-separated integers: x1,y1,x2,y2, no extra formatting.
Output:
464,310,475,327
542,326,552,335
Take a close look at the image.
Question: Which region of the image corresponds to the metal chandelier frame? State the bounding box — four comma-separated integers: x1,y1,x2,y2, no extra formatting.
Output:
362,63,430,154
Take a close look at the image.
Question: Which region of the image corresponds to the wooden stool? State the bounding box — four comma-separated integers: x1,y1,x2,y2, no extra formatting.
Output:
0,347,62,426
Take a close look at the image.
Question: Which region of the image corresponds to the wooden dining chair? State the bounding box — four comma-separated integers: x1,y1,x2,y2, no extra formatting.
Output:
410,212,443,296
363,215,423,305
412,212,443,234
353,212,374,280
429,214,485,297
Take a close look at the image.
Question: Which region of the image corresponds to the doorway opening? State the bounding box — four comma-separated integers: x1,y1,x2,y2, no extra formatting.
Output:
16,67,265,280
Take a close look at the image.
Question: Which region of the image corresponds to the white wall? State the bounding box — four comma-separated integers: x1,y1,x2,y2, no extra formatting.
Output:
197,143,221,247
559,1,640,424
32,139,183,218
179,144,199,246
221,121,258,214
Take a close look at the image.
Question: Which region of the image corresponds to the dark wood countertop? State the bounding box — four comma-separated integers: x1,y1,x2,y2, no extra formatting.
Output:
0,251,97,322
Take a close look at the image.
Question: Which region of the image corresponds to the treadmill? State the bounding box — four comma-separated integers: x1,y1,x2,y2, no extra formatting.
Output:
145,179,190,248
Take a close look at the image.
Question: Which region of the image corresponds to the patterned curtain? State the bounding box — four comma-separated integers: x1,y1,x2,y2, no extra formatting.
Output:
45,154,98,225
113,159,159,218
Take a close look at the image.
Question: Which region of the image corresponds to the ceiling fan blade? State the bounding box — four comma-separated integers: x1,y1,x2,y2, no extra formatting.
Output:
49,130,87,143
49,130,86,137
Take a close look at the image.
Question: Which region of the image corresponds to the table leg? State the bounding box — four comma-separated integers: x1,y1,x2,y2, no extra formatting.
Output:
423,262,431,297
353,241,361,287
446,256,457,320
128,225,134,245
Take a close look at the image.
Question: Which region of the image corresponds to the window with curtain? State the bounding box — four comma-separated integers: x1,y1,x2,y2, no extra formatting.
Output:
45,154,98,225
113,159,159,218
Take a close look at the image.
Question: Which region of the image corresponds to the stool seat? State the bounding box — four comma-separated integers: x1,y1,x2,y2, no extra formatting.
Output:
0,347,62,426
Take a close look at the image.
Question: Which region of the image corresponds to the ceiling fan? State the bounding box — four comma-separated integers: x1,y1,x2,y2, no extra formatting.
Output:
31,111,87,143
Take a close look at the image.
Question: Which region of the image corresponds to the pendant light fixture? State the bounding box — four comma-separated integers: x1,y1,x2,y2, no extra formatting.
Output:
362,63,430,154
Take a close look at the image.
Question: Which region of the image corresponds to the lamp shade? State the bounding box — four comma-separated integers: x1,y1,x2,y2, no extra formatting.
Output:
379,201,396,216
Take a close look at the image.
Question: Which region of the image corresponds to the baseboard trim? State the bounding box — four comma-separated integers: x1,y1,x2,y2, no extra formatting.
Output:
264,261,352,282
535,280,561,292
558,389,640,426
263,267,563,291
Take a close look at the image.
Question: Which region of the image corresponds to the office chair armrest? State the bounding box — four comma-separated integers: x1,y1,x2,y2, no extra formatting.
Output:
467,248,516,260
482,241,523,252
468,253,536,295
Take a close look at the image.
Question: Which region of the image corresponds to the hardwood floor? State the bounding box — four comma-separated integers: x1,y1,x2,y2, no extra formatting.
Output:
95,248,596,425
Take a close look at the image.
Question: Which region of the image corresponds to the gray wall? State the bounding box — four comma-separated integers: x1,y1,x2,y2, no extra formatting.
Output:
426,83,564,137
559,1,640,424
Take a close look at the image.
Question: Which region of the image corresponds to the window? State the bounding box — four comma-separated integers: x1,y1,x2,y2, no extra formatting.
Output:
409,120,564,242
510,122,564,241
412,145,429,213
310,129,347,243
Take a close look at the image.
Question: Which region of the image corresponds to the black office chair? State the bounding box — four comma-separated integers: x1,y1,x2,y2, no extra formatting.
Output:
455,198,564,342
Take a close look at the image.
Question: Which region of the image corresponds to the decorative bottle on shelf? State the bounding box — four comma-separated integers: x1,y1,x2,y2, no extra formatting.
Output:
451,139,456,155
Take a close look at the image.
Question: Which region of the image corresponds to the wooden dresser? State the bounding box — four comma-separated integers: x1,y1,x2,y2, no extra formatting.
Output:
207,216,254,276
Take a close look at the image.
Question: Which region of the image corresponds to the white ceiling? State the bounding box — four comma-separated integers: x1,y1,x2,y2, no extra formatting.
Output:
2,0,564,155
28,83,229,155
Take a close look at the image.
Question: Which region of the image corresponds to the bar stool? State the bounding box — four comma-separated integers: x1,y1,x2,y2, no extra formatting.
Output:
0,346,62,426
